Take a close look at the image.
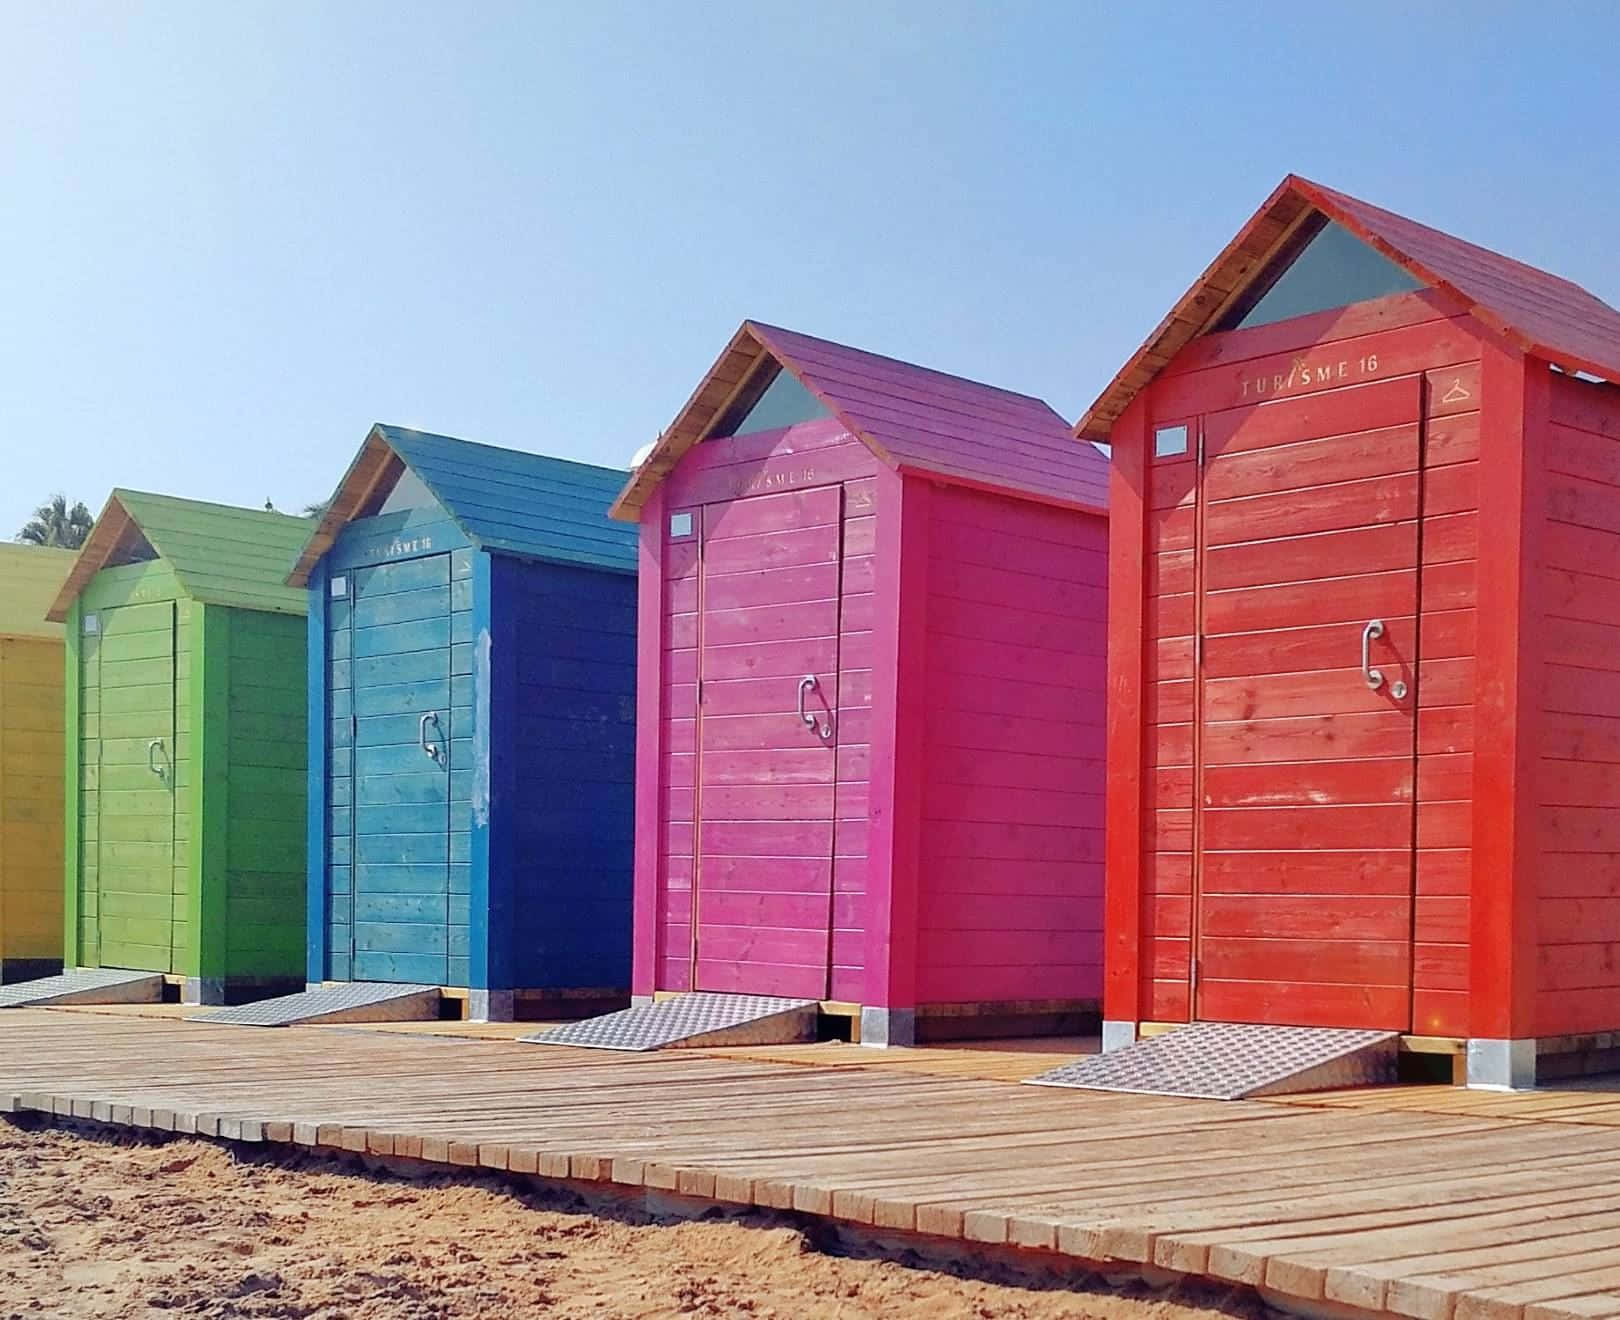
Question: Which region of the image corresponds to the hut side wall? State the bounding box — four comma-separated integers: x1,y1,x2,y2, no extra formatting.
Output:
0,635,64,973
215,606,307,987
487,553,635,992
1111,290,1488,1033
1532,370,1620,1037
911,482,1107,1006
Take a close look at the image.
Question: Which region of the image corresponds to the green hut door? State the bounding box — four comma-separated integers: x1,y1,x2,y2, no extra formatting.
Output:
87,600,180,972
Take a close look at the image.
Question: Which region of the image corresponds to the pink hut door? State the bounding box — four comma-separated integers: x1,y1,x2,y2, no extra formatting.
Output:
692,485,843,999
1191,376,1424,1031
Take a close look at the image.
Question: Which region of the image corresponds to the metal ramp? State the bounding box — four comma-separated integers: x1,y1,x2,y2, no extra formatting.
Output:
189,982,440,1027
0,968,165,1009
1026,1023,1399,1100
523,993,818,1052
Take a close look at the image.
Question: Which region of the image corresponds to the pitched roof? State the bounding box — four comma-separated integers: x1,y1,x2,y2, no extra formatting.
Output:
47,491,313,622
1076,173,1620,441
611,320,1108,519
0,544,76,640
287,425,637,586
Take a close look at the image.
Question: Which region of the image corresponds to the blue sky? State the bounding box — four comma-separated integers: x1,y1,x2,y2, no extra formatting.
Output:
3,2,1618,534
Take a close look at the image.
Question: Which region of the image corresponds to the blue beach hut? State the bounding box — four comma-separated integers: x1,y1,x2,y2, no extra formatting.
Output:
276,425,637,1023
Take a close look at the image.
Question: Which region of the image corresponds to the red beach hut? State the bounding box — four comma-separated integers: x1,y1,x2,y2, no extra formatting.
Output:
610,322,1110,1046
1088,175,1620,1087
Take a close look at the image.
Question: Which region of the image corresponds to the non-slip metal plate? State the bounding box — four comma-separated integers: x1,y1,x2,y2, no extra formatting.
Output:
523,993,818,1051
0,968,165,1008
1026,1023,1399,1100
190,982,440,1027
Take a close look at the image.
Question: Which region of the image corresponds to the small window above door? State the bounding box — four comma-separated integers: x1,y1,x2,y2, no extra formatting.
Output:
1154,424,1190,459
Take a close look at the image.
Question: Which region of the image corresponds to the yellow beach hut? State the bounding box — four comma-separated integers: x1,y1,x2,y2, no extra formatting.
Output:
0,543,76,981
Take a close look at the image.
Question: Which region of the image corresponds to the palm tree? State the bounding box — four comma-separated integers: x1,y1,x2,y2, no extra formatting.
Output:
17,494,94,549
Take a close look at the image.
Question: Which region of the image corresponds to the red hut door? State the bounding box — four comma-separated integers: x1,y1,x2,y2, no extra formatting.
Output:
691,484,843,999
1192,377,1423,1030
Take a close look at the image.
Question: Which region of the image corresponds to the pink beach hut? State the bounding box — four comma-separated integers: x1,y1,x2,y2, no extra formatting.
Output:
608,322,1110,1045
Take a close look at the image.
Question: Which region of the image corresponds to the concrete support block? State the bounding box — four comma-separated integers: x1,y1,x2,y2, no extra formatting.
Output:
1467,1037,1536,1089
860,1006,916,1048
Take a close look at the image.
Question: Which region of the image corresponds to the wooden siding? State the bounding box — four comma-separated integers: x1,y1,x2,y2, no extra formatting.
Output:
490,554,635,991
218,607,306,982
74,564,190,973
312,486,632,995
649,421,878,995
1534,371,1620,1036
68,555,306,987
324,543,472,987
914,483,1106,1004
1133,294,1485,1032
0,636,64,966
0,545,73,641
1413,358,1482,1037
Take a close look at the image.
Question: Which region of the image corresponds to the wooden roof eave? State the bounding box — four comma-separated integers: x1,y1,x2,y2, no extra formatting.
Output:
1074,177,1318,443
608,326,767,522
44,493,137,623
286,427,404,587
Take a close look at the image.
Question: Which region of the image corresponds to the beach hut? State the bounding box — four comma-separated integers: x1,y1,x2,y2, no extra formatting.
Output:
46,492,312,1004
607,321,1110,1047
1086,174,1620,1087
0,545,76,982
282,425,637,1023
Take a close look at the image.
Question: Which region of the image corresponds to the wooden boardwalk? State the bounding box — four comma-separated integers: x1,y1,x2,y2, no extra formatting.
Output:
6,1010,1620,1320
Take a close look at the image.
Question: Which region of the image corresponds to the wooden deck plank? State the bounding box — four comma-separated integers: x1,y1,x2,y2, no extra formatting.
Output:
8,1008,1620,1320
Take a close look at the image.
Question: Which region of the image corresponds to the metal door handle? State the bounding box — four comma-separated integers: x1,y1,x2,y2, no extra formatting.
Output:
419,711,442,762
1361,619,1386,690
147,738,165,778
797,674,833,741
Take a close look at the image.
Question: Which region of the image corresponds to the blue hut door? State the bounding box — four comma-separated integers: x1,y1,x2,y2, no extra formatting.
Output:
327,555,457,986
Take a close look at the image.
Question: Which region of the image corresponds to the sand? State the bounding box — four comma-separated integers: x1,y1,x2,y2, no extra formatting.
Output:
0,1117,1269,1320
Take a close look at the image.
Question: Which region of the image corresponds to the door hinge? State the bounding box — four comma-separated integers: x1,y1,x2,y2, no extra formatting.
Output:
1195,634,1204,669
696,678,703,705
350,712,357,740
1190,955,1202,1004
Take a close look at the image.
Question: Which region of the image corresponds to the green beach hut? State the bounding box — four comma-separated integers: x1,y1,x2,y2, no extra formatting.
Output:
46,491,313,1004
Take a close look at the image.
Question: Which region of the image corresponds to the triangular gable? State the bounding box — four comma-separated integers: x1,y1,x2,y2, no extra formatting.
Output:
1076,173,1620,442
47,490,313,622
287,424,637,587
610,321,1107,520
712,366,832,437
1216,218,1424,331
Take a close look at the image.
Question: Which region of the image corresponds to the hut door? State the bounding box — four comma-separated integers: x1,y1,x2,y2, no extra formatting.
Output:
692,484,843,1000
331,556,454,986
1191,377,1423,1030
88,600,179,973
